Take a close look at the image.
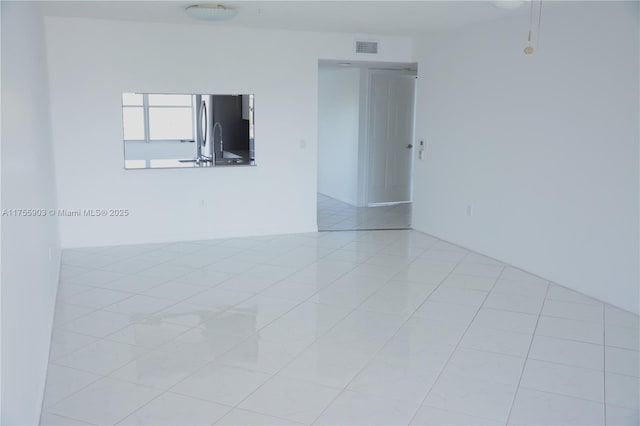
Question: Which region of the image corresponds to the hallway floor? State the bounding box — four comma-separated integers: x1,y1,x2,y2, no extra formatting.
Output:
42,230,638,426
317,193,411,231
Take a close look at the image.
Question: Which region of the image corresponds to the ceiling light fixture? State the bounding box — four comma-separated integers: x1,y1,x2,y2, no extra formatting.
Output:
491,1,528,10
185,4,238,21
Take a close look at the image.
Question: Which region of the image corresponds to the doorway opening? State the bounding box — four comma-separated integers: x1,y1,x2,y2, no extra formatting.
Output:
317,60,418,231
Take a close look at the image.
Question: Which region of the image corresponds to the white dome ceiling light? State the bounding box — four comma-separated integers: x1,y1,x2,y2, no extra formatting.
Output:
490,1,529,10
185,4,238,21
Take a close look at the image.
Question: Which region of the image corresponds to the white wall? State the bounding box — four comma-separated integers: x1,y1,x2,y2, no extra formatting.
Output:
413,1,639,313
318,67,361,206
124,140,196,161
44,17,413,248
1,2,61,424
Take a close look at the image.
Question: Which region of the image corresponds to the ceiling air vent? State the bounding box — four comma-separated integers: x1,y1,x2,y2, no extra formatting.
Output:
356,40,378,54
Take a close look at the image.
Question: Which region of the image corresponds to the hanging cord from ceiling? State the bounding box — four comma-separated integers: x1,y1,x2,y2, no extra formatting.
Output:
536,1,543,48
524,0,543,55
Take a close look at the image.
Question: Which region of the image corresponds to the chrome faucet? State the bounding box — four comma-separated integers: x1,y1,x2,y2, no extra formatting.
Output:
213,122,223,160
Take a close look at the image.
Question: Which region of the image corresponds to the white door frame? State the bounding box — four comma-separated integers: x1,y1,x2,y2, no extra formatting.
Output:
356,68,371,207
358,68,417,207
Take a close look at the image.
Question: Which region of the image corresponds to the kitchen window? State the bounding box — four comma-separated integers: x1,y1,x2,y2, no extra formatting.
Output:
122,93,194,142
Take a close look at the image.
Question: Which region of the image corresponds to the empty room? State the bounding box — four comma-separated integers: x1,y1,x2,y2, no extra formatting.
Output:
2,1,638,425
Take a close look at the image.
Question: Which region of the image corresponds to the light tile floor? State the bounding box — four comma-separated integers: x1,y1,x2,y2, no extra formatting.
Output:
317,193,411,231
42,230,639,425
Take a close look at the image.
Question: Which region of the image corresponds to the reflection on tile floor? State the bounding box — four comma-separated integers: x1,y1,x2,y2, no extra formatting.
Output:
42,230,639,425
318,193,411,231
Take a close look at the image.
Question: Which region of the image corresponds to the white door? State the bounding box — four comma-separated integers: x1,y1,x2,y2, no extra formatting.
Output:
367,71,416,205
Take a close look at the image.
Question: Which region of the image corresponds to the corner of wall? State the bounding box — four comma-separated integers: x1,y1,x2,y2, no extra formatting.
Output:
1,1,62,423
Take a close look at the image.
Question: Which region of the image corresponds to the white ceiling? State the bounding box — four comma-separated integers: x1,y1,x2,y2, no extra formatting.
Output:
41,1,528,36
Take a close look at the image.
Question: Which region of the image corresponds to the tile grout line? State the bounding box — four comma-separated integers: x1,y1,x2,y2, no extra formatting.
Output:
513,386,610,406
107,385,234,425
215,406,307,425
603,302,608,425
42,370,111,424
406,260,507,425
39,325,105,425
41,411,99,426
503,281,551,426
